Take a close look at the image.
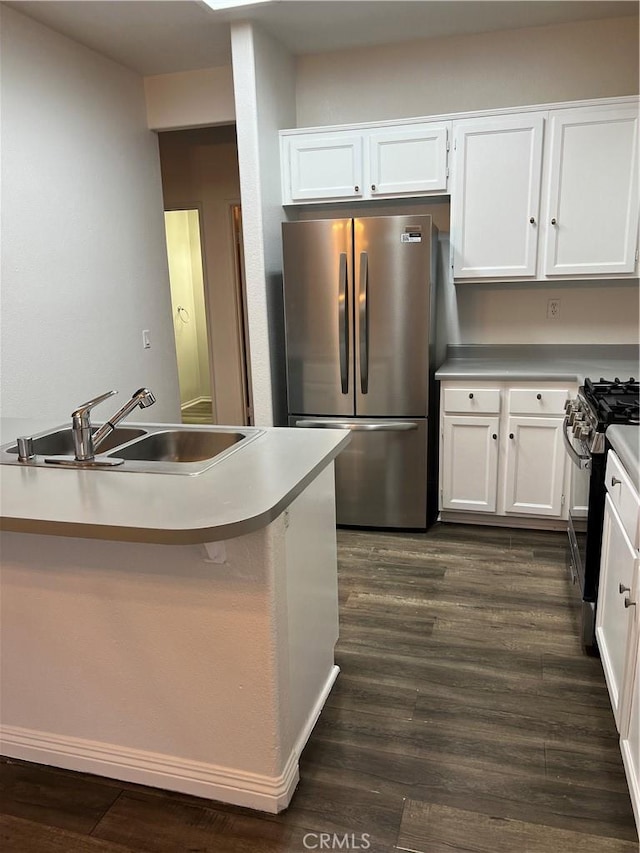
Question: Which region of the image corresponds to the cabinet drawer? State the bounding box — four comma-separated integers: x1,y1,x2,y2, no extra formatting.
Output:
509,388,570,415
606,451,640,548
443,388,501,414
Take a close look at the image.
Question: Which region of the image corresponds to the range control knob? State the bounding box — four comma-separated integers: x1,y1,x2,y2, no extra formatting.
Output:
577,425,592,442
564,399,575,413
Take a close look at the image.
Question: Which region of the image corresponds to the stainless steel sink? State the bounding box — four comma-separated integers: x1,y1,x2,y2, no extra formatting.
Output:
0,425,263,475
111,430,245,463
3,427,146,458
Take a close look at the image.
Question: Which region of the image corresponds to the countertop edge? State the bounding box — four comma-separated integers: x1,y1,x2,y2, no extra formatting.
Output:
606,425,640,493
0,431,350,545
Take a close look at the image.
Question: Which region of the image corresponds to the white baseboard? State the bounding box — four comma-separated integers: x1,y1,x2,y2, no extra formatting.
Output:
0,724,298,813
181,396,212,411
0,665,340,814
293,664,340,760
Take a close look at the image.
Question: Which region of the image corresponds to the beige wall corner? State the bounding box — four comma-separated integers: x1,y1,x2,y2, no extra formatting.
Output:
144,66,235,131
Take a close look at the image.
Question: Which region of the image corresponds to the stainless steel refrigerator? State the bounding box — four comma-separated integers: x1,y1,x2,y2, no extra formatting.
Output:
283,214,438,529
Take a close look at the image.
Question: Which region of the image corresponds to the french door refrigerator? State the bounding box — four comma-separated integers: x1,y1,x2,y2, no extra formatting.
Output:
282,214,438,529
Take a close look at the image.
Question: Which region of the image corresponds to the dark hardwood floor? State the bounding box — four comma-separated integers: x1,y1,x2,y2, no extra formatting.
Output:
1,523,637,852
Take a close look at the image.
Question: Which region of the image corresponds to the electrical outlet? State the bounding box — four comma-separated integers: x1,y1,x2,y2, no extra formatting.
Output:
547,299,561,320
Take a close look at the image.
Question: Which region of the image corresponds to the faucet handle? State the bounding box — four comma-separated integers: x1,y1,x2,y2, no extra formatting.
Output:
72,390,117,427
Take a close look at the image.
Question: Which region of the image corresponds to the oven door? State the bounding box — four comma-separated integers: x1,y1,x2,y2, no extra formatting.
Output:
563,416,591,592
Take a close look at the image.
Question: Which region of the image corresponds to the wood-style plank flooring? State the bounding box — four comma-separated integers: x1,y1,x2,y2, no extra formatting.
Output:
1,523,637,852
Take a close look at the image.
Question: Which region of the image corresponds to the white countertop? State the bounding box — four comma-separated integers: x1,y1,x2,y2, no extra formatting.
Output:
0,418,350,544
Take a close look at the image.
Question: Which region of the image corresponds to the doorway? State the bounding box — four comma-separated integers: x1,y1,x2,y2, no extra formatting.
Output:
158,126,251,426
164,208,214,424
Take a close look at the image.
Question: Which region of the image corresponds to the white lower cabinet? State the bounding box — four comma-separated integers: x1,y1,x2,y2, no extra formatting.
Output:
439,380,573,524
620,629,640,832
596,450,640,835
503,416,566,517
441,416,499,512
596,494,637,727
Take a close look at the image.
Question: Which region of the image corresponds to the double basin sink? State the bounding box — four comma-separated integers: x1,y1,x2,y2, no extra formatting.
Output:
0,424,264,475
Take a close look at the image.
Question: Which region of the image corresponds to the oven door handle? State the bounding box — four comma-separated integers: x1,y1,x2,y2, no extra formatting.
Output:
563,416,591,470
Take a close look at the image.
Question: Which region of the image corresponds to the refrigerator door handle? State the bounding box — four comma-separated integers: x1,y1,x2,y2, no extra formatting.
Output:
338,252,349,394
359,251,369,394
295,420,418,431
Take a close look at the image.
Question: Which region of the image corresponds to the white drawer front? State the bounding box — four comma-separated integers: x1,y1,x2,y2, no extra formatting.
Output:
606,451,640,549
509,388,570,415
443,388,501,414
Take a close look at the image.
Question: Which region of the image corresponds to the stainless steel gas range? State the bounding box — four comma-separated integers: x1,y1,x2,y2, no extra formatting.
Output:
564,377,639,654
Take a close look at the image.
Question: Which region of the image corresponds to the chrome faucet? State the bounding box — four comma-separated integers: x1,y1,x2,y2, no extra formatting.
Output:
71,388,156,461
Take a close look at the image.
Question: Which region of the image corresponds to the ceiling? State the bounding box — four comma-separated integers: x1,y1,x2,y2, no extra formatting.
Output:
5,0,639,76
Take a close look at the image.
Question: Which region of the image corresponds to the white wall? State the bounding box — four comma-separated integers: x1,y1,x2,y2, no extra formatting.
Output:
296,16,639,127
144,66,235,131
231,23,296,426
0,6,180,423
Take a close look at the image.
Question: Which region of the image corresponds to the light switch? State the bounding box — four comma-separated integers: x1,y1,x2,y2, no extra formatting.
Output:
142,329,151,349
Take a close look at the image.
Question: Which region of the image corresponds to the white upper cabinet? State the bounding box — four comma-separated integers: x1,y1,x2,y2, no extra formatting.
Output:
280,97,639,281
542,106,640,276
450,115,545,279
281,121,450,205
287,132,364,202
368,124,448,197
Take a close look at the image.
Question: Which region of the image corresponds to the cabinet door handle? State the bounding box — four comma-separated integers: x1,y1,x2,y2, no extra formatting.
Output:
611,476,622,487
492,433,497,440
529,217,535,224
619,583,631,594
509,433,514,439
536,393,542,400
468,393,474,399
371,184,376,191
354,185,360,193
551,218,558,226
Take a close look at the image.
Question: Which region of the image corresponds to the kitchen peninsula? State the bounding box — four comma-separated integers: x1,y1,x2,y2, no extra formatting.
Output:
0,419,349,813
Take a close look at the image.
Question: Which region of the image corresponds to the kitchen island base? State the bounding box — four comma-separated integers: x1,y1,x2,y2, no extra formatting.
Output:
0,465,339,813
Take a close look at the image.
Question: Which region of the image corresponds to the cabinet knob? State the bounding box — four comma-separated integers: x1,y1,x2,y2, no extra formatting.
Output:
536,393,542,400
509,433,514,439
468,393,474,399
371,184,376,191
529,217,535,224
624,598,636,609
619,583,631,594
551,218,557,226
492,433,497,440
611,476,622,487
354,185,360,193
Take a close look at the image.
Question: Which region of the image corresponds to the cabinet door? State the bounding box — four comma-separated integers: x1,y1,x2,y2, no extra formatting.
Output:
596,495,637,729
287,134,363,202
441,416,499,513
503,416,565,517
369,124,449,196
620,624,640,831
543,106,639,276
451,115,544,278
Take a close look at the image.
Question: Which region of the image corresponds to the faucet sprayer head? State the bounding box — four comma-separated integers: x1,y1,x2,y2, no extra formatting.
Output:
133,388,156,409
